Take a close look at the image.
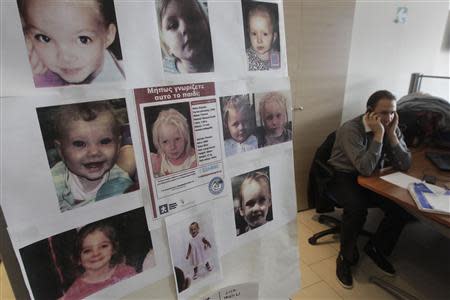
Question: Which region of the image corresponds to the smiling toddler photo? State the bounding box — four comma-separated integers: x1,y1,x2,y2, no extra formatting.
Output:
36,99,138,212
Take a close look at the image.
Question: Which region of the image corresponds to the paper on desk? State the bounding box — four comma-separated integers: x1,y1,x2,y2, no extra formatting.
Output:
380,172,422,189
423,191,450,213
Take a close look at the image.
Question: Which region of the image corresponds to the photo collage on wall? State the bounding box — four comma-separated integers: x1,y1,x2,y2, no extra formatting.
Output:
1,1,297,299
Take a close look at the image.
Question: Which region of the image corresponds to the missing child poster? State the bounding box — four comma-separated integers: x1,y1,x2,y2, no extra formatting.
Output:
134,82,226,219
1,0,300,298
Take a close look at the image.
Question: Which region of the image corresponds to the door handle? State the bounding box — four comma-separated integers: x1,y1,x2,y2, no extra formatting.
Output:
292,106,304,111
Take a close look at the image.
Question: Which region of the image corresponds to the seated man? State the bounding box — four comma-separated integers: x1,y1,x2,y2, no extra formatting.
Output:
328,90,412,288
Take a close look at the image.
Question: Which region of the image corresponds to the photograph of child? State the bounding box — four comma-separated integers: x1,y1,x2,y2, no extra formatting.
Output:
19,208,155,300
165,208,220,296
255,91,292,147
36,99,138,212
242,0,281,71
156,0,214,74
17,0,125,88
232,167,273,236
220,94,258,157
143,103,197,177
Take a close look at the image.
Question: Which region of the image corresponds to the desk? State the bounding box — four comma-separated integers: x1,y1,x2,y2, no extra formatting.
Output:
358,148,450,236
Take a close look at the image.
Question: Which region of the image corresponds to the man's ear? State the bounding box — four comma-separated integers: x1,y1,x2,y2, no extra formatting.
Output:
104,23,117,48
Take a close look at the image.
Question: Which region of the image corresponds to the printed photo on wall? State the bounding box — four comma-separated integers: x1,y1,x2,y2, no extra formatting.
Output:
241,0,281,71
143,103,197,178
165,205,221,299
254,91,292,147
155,0,214,74
16,0,125,88
134,83,225,219
18,208,155,300
232,166,273,236
219,94,258,157
36,98,139,212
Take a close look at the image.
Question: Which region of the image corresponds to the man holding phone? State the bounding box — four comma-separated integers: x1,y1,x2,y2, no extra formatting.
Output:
328,90,412,288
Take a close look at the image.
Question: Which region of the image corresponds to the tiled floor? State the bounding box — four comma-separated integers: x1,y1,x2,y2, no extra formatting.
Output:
2,209,450,299
292,209,450,300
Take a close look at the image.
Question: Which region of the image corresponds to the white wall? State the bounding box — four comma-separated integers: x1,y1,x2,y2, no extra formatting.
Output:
341,0,450,123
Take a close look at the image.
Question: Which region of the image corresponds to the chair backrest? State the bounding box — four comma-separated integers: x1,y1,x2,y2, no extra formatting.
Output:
307,131,337,212
314,131,336,178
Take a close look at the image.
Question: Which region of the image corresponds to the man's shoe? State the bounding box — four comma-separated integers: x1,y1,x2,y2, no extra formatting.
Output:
336,254,353,289
364,242,395,276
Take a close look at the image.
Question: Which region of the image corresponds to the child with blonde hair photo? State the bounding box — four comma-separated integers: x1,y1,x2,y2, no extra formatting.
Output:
242,1,280,71
257,91,292,147
150,108,197,177
221,94,258,157
233,168,273,236
17,0,124,87
185,222,213,280
156,0,214,74
38,100,134,212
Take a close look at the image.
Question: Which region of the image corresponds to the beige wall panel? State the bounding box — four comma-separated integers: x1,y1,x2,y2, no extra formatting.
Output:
284,0,355,210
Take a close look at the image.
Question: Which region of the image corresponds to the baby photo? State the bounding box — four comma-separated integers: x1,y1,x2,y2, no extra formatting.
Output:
17,0,125,88
143,103,197,177
156,0,215,74
36,98,139,212
232,167,273,236
241,0,281,71
220,94,258,157
165,208,221,297
255,91,292,147
19,208,155,300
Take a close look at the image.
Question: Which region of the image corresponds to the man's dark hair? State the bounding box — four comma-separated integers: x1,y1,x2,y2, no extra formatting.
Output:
366,90,396,110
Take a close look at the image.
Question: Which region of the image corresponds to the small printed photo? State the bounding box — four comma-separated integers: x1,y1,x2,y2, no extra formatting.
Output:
156,0,215,74
241,0,281,71
36,98,139,212
254,91,292,147
17,0,125,88
232,166,273,236
143,103,197,177
166,209,221,296
19,208,155,300
220,94,258,157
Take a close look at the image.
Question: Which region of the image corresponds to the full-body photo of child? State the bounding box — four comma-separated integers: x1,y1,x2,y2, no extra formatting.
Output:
185,222,212,280
64,222,136,300
243,1,280,71
156,0,214,74
150,108,197,177
50,102,133,212
258,92,292,147
222,95,258,157
17,0,124,87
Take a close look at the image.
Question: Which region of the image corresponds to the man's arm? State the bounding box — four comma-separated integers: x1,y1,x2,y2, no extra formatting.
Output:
339,126,383,176
385,113,411,171
339,113,385,176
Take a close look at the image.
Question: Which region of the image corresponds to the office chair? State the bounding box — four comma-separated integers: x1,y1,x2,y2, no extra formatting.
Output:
307,132,372,245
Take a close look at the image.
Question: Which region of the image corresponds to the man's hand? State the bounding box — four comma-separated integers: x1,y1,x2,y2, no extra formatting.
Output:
26,36,47,75
366,112,384,142
386,111,400,146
